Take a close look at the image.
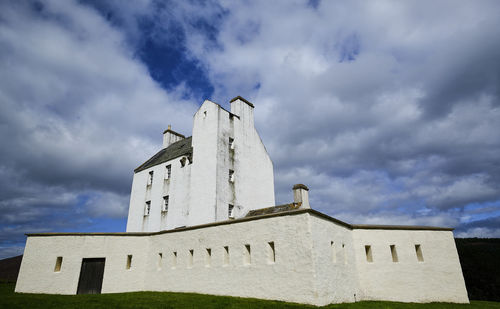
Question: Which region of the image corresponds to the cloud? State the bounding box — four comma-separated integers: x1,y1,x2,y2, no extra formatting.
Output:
143,1,500,225
1,0,500,258
0,0,198,257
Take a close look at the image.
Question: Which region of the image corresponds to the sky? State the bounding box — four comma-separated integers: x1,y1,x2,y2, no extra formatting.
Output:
1,0,499,259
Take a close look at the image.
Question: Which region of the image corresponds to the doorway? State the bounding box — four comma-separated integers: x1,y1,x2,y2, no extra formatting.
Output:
76,258,105,294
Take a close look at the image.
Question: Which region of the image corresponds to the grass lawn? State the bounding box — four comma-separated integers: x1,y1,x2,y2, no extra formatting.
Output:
1,282,499,309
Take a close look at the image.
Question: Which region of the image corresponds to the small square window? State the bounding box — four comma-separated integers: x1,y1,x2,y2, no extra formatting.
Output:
54,257,63,272
126,255,132,270
229,137,235,150
147,171,154,186
223,246,229,265
228,204,234,218
244,244,251,265
144,201,151,216
162,196,169,212
165,165,171,180
390,245,399,262
229,170,234,182
415,244,424,262
267,242,275,263
365,245,373,262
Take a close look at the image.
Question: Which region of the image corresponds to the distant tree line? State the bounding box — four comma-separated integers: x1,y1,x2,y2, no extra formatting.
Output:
455,238,500,301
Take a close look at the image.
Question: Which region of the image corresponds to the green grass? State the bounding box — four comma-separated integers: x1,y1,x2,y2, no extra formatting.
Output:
1,283,498,309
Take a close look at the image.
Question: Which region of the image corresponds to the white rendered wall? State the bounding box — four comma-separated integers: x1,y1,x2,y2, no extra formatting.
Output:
126,156,192,232
16,212,469,305
352,228,469,303
127,99,275,231
15,235,150,294
16,214,320,305
230,99,275,216
188,101,221,226
309,215,359,305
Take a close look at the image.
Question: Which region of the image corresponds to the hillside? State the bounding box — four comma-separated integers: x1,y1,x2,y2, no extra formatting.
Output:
455,238,500,301
0,255,22,282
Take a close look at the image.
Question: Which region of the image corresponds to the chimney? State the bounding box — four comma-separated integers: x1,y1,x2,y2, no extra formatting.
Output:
230,96,254,127
163,125,185,148
293,184,310,209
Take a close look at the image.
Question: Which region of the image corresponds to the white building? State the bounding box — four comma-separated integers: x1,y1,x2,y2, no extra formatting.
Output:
15,97,469,306
127,96,274,232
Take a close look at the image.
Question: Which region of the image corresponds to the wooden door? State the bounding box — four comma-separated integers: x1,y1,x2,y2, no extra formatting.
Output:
76,258,105,294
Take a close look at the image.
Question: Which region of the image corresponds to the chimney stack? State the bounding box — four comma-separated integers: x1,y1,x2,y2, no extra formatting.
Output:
293,184,310,209
163,125,185,148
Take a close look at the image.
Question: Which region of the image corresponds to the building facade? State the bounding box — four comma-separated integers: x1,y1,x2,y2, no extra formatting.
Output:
15,97,469,306
126,96,275,232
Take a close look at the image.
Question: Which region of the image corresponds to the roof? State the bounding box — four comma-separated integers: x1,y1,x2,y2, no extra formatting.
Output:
25,208,453,238
246,203,302,217
230,96,254,108
134,136,192,173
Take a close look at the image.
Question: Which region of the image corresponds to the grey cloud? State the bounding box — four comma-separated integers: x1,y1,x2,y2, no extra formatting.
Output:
0,0,198,257
160,0,500,224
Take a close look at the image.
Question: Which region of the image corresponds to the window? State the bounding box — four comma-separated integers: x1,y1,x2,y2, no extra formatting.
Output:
415,244,424,262
144,201,151,216
147,171,154,186
126,255,132,269
228,204,234,218
223,246,229,265
172,251,177,268
244,244,251,265
331,241,336,263
390,245,399,262
365,245,373,262
229,137,235,150
158,253,163,269
165,165,171,180
188,249,194,267
205,248,211,267
342,243,347,264
162,196,169,212
229,169,234,182
54,257,63,272
267,242,275,263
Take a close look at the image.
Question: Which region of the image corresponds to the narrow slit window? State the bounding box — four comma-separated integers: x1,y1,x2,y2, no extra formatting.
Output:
365,245,373,262
147,171,154,186
172,251,177,268
223,246,229,265
331,241,336,263
162,196,169,212
229,169,234,182
342,243,347,264
244,244,251,265
144,201,151,216
205,248,211,267
188,249,194,267
390,245,399,262
165,165,171,180
415,244,424,262
228,204,234,218
267,242,275,263
158,253,163,269
126,255,132,269
54,256,63,272
229,137,235,150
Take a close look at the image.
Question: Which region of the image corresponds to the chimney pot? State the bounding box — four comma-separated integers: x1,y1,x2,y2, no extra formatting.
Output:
293,184,310,209
163,126,185,148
